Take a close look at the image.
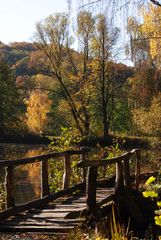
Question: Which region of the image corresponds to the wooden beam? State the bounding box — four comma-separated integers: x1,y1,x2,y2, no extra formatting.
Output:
86,166,98,214
123,158,131,191
135,149,141,190
41,159,50,197
77,149,137,168
80,147,87,182
0,149,88,167
63,153,72,189
5,166,15,208
115,161,124,196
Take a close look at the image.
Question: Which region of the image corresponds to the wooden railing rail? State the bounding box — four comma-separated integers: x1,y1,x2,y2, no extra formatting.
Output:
1,148,89,209
77,148,141,214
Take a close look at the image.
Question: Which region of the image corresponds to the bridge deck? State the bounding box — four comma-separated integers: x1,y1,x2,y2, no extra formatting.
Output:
0,186,114,233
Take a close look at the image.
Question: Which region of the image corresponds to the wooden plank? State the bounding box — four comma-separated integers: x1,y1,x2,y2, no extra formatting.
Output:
16,212,69,218
28,208,85,213
0,225,75,232
3,217,85,223
0,183,85,220
18,207,85,215
0,221,79,226
46,203,87,208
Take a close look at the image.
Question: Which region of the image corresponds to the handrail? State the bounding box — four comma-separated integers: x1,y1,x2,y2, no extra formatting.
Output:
2,148,89,209
1,147,141,219
77,149,137,168
77,148,141,215
0,149,88,167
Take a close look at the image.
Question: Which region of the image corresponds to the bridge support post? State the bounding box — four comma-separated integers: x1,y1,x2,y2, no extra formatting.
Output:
5,166,15,208
123,158,131,191
80,147,87,183
41,159,50,197
115,161,124,195
86,166,98,215
135,149,141,190
63,153,72,189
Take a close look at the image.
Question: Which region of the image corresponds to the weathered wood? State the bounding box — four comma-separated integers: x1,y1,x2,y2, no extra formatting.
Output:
123,158,131,190
77,149,137,168
63,153,72,189
86,167,98,214
0,149,88,167
121,189,146,225
115,161,124,195
41,159,50,197
5,166,15,208
0,225,75,232
135,149,141,190
80,147,87,182
0,183,85,220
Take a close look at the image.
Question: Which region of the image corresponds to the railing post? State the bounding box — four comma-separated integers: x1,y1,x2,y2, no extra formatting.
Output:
123,157,131,191
5,166,15,208
63,153,72,189
135,149,141,190
80,147,87,183
115,161,124,195
41,159,50,197
86,166,98,214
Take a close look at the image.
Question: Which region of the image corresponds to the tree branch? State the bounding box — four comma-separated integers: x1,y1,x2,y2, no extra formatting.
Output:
150,0,161,7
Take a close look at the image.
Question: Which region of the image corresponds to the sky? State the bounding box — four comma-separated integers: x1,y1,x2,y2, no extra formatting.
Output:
0,0,68,44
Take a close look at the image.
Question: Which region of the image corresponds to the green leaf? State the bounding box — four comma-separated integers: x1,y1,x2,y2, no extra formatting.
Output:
142,191,158,198
157,201,161,207
145,176,156,185
154,216,161,226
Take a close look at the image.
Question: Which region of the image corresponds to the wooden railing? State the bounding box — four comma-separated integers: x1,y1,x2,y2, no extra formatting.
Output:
0,148,89,210
77,148,141,214
0,148,141,220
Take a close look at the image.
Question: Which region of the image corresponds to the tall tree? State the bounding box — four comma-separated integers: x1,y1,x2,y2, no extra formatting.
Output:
91,14,119,137
0,59,22,135
35,12,98,136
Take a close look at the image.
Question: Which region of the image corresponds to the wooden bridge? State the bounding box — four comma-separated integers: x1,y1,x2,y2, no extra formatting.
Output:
0,148,142,233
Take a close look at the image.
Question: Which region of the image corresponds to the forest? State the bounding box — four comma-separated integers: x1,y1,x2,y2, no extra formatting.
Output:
0,2,160,143
0,1,161,239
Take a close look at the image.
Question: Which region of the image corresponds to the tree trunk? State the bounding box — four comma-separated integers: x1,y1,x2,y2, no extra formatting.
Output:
103,106,109,138
0,112,5,136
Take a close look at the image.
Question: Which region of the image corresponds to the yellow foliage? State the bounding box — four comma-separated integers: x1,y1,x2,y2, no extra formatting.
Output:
25,90,51,134
141,4,161,66
155,215,161,226
145,176,156,185
142,191,158,198
132,93,161,136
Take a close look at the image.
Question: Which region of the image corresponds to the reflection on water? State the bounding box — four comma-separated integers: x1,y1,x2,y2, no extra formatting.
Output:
0,144,51,209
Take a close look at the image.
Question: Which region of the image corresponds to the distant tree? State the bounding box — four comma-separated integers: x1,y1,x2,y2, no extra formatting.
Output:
25,90,52,134
141,4,161,68
90,14,119,137
35,13,96,136
132,93,161,136
0,59,22,135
